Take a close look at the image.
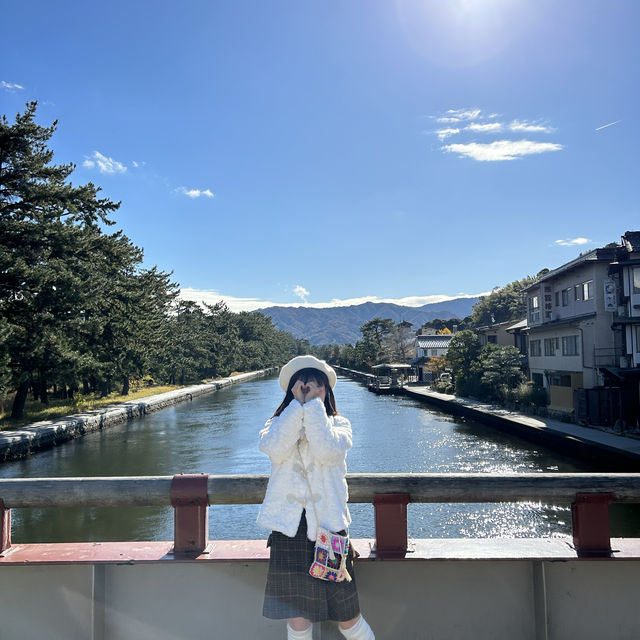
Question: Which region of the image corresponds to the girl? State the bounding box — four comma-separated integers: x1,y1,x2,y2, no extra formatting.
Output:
257,355,375,640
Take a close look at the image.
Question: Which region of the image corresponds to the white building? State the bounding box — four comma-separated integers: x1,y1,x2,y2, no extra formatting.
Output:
411,333,453,382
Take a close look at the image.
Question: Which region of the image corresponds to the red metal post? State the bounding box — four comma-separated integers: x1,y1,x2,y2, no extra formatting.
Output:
170,474,209,555
571,492,613,557
0,499,11,554
373,493,410,559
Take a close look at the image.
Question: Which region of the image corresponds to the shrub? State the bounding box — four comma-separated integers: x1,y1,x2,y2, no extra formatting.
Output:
434,381,454,394
508,382,547,407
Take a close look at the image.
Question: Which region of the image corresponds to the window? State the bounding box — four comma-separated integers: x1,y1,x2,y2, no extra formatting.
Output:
487,335,497,344
574,280,593,301
562,289,570,306
554,291,560,307
549,374,571,387
529,295,540,322
635,325,640,353
530,340,541,356
544,337,559,356
562,335,580,356
633,267,640,295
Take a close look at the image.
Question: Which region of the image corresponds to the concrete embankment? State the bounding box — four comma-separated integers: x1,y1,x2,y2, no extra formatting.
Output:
0,368,277,462
334,365,375,384
404,385,640,468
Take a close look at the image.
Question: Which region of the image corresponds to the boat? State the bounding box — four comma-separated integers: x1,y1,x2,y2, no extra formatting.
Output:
369,363,413,394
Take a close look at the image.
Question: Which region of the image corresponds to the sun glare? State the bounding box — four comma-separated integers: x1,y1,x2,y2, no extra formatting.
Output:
395,0,529,68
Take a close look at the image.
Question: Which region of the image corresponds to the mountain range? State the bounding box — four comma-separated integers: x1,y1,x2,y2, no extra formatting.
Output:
257,297,479,345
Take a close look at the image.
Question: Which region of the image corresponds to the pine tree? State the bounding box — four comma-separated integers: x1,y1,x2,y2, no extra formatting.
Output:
0,102,121,417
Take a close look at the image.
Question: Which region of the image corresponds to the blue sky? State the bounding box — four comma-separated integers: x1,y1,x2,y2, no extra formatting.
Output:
2,0,638,311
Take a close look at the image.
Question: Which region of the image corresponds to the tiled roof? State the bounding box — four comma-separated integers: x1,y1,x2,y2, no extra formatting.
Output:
622,231,640,252
525,312,596,331
417,336,453,349
505,319,528,331
524,247,617,291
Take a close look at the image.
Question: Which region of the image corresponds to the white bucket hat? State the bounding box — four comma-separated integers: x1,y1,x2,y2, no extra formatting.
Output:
279,355,337,391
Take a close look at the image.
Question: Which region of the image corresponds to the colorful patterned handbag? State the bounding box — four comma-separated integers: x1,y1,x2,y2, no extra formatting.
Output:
309,525,351,582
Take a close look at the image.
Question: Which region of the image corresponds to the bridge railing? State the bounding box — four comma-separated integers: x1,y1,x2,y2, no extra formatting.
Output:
2,473,640,558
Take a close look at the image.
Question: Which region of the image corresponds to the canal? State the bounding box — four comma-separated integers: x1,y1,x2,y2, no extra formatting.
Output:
1,375,638,543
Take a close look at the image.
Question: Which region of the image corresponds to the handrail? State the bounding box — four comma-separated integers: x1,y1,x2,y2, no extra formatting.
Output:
2,473,640,508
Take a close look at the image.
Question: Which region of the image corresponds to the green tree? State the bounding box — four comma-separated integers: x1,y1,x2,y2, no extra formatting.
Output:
338,343,357,369
420,317,469,334
470,276,539,328
0,317,11,411
200,302,240,378
359,318,395,365
1,102,121,417
164,300,210,385
477,344,524,400
445,329,481,395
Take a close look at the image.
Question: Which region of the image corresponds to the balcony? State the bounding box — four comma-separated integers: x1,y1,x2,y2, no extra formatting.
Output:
594,348,634,369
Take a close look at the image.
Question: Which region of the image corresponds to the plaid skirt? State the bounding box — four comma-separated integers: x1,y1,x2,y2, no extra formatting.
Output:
263,511,360,622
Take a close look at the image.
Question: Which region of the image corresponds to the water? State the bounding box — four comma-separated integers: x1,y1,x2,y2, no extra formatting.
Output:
1,376,638,543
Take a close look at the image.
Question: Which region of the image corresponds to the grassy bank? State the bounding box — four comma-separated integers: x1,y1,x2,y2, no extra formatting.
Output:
0,384,182,431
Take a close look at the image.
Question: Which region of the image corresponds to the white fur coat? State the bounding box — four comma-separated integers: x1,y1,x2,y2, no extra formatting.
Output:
256,397,352,540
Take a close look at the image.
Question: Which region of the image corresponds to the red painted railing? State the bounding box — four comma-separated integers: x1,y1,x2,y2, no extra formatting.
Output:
2,473,639,559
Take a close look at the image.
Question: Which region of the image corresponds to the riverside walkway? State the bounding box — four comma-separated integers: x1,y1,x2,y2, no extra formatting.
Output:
404,384,640,466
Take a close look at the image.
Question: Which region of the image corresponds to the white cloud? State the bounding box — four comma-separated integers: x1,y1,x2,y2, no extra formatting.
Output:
509,120,554,133
179,288,487,313
436,108,482,123
442,139,563,162
1,81,24,91
466,122,503,133
294,285,309,301
83,151,127,174
436,127,460,140
554,237,590,247
176,187,215,199
132,160,146,168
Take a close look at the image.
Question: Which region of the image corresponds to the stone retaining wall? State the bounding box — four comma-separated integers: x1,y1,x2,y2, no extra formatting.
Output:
0,368,277,462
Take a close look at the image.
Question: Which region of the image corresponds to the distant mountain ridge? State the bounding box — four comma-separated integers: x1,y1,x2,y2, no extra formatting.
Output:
257,297,479,345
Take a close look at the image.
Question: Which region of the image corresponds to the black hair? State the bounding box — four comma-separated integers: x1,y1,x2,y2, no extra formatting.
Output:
273,367,338,417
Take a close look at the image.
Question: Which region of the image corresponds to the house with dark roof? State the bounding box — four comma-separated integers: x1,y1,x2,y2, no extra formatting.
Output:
410,332,453,382
476,319,528,356
524,231,640,427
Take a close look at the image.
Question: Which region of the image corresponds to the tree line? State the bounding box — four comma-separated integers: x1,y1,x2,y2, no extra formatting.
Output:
312,272,540,372
0,103,308,419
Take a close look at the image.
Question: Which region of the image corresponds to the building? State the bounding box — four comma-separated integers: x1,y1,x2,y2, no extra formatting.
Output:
597,231,640,426
411,332,453,382
476,319,528,355
524,231,640,426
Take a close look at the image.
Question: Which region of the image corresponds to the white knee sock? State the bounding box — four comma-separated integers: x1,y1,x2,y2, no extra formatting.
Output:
287,623,313,640
339,615,375,640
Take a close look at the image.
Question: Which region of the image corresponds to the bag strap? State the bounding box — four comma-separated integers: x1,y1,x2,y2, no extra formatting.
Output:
295,441,321,531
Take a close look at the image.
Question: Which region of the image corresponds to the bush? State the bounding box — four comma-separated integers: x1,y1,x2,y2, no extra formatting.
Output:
508,382,547,408
434,381,454,394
